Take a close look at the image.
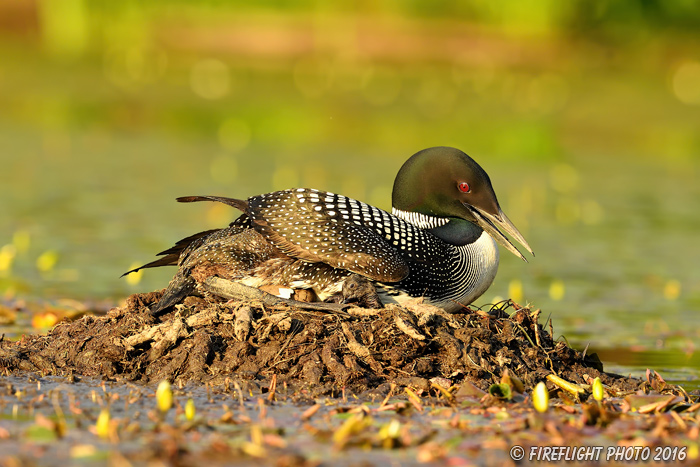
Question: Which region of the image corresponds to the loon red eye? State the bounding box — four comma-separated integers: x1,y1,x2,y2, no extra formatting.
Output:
457,182,470,193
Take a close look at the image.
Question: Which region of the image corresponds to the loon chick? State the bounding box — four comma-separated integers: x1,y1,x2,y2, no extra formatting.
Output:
124,147,533,314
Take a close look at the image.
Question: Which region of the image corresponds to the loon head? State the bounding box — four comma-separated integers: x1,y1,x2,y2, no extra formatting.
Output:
392,146,534,261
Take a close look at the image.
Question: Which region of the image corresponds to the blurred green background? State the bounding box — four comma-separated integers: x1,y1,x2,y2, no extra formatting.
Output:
1,1,699,384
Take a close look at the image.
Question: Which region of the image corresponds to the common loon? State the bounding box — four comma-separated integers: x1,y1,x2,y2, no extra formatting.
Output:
124,147,533,314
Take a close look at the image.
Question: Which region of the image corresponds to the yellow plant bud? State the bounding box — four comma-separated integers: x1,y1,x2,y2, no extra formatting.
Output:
185,398,196,421
156,380,173,413
533,382,549,413
592,377,604,401
96,408,110,439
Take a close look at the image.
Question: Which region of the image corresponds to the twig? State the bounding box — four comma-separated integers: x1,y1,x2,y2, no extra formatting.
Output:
545,312,553,337
202,277,350,316
234,306,253,341
124,316,186,349
341,322,372,358
346,307,381,317
530,308,541,348
394,315,425,341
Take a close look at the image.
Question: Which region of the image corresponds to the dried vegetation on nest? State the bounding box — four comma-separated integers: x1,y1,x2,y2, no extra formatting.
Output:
0,278,653,399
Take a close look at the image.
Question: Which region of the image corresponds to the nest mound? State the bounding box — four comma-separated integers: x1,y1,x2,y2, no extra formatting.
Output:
0,281,643,396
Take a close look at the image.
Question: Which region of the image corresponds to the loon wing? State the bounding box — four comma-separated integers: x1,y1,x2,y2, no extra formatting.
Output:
247,189,409,282
172,190,410,282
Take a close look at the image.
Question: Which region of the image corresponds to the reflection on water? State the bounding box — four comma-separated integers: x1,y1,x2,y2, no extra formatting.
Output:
596,348,700,391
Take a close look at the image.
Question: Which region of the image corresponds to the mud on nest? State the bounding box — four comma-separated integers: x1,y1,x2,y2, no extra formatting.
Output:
0,278,644,396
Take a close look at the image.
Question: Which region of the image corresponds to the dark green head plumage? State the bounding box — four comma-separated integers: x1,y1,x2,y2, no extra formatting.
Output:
392,146,534,261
